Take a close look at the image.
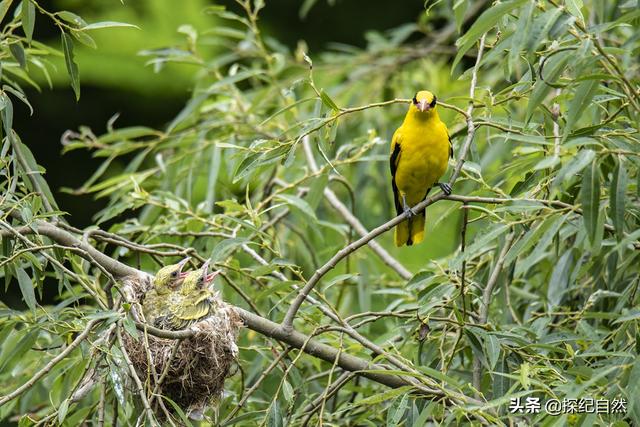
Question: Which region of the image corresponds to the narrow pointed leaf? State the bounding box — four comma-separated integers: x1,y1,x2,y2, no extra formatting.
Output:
61,32,80,100
581,159,600,245
610,160,627,238
563,79,599,141
16,266,36,311
21,0,35,43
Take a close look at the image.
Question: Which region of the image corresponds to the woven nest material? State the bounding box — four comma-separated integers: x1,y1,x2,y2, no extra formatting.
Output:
121,275,243,417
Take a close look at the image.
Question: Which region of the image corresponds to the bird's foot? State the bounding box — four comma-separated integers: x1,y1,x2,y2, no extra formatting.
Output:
403,206,416,218
437,182,452,196
401,195,415,217
402,194,416,218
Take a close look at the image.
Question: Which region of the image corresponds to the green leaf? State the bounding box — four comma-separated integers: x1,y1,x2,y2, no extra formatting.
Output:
282,380,294,403
123,316,139,339
9,42,26,68
81,21,139,31
56,11,87,27
525,7,563,53
581,159,601,245
299,0,317,19
493,356,510,398
16,266,36,311
532,154,560,171
57,399,69,424
453,0,528,71
14,139,59,209
4,85,34,115
61,32,80,100
0,92,13,136
0,329,38,372
563,79,599,141
451,224,511,270
306,174,329,210
485,334,500,371
276,194,317,221
72,30,97,49
161,396,194,427
547,249,573,307
356,386,414,405
21,0,35,43
0,0,14,24
453,0,468,32
553,148,595,187
387,393,409,427
211,238,248,262
465,328,487,369
266,402,283,427
565,0,585,23
610,160,627,238
319,89,339,112
508,0,533,75
18,415,34,427
515,214,568,276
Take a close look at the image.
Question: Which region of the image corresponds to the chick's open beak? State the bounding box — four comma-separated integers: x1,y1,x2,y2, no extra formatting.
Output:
204,270,221,287
417,99,430,113
177,257,190,278
200,258,220,288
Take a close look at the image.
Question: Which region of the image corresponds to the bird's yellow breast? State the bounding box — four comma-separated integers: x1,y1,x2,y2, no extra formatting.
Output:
394,114,449,206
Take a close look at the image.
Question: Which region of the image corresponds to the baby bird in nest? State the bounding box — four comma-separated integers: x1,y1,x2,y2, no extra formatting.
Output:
142,257,190,326
155,259,221,330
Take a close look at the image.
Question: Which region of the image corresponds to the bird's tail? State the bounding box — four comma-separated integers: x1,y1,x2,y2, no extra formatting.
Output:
394,211,425,247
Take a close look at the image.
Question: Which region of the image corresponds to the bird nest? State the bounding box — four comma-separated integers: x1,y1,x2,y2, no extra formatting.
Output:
120,275,243,418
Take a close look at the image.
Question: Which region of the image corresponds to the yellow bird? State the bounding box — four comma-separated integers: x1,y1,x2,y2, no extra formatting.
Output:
156,259,220,330
142,257,190,325
390,90,452,246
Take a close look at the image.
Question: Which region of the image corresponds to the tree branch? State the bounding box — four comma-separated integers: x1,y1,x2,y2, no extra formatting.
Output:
1,218,465,401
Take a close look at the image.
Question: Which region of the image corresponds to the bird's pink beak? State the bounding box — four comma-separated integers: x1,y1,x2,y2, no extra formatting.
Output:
204,270,220,287
417,99,430,113
200,258,220,287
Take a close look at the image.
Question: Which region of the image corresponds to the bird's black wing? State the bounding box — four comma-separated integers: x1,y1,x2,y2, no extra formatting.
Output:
448,133,453,159
390,142,403,216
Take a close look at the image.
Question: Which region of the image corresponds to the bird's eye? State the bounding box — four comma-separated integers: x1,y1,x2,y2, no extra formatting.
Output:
171,271,177,277
430,96,437,108
412,96,418,104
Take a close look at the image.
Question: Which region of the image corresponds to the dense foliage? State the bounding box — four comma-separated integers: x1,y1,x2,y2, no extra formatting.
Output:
1,0,639,425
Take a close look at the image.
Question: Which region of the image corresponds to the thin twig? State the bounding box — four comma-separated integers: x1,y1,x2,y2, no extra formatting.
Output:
225,348,292,421
472,231,516,393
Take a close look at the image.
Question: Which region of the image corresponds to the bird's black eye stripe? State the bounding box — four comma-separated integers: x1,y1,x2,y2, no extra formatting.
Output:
430,96,437,108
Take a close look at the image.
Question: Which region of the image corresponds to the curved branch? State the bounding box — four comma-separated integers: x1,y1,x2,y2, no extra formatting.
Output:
6,219,142,278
